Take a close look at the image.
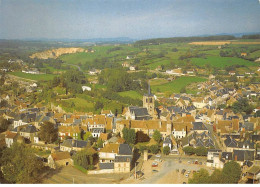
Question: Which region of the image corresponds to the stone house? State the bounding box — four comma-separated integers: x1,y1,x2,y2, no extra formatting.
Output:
48,151,73,169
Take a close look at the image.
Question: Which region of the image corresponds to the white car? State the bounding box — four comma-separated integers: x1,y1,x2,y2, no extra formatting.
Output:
185,174,189,178
155,154,161,158
187,170,190,174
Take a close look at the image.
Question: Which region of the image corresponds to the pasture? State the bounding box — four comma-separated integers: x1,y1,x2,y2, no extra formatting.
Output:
151,76,207,94
118,90,142,100
9,72,56,81
191,56,256,68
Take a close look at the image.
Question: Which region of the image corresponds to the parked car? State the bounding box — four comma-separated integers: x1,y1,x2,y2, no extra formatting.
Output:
155,154,161,158
152,170,158,172
185,174,189,178
199,162,202,165
183,182,186,184
194,160,199,164
155,158,162,162
152,162,158,167
188,161,191,164
181,169,186,174
187,170,191,174
179,160,182,163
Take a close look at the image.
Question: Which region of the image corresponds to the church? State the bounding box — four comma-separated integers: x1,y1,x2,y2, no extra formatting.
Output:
123,83,157,120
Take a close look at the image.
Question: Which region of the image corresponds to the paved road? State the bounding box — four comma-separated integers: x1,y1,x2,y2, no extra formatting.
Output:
67,64,87,74
142,157,210,184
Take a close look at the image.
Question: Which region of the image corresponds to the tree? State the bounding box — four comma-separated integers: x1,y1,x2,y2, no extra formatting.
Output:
222,161,241,183
83,131,93,141
188,168,210,184
195,147,208,156
122,127,136,145
96,138,104,148
0,118,11,133
209,169,223,184
152,130,162,143
149,145,159,154
38,122,58,143
180,87,186,93
0,100,8,108
139,145,148,153
163,146,170,155
183,146,195,155
232,98,253,114
94,100,104,111
0,143,44,183
136,131,150,143
72,149,94,170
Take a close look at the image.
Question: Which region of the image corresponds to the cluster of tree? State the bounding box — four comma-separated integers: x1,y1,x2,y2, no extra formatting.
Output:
38,122,58,144
138,144,160,154
106,46,122,54
81,57,117,71
0,143,45,183
51,69,87,94
134,35,236,46
189,161,242,184
122,127,136,145
0,99,8,108
183,146,208,156
232,98,253,114
98,68,140,92
72,149,95,170
163,146,170,155
0,118,11,133
179,51,206,60
242,34,260,39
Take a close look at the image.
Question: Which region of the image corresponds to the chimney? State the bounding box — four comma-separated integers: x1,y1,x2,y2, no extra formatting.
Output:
64,114,67,121
235,155,237,161
159,121,162,128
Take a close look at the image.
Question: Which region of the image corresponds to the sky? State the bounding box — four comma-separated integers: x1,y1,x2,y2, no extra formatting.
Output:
0,0,260,40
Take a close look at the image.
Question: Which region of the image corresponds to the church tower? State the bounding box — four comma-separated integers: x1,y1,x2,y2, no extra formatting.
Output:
143,81,155,116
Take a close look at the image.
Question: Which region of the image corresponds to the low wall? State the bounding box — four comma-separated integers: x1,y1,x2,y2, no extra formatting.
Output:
88,169,115,174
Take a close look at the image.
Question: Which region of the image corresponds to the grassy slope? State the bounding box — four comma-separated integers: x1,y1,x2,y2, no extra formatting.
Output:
151,76,207,94
9,72,56,81
118,90,143,100
191,56,256,68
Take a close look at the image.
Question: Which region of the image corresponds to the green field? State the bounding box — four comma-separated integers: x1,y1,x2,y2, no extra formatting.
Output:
9,72,56,81
151,76,207,94
58,97,94,113
118,90,142,100
191,56,256,68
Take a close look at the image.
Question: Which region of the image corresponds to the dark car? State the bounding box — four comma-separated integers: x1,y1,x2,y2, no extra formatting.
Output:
181,169,186,174
152,170,158,172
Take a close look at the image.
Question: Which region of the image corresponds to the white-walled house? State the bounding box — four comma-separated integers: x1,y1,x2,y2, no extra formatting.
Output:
82,86,92,92
206,149,224,169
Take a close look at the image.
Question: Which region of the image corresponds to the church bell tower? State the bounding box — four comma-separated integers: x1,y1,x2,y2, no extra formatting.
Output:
143,81,155,116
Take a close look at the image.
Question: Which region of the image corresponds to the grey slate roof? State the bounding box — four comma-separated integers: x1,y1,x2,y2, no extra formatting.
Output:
115,156,132,162
192,122,207,131
222,152,232,160
163,137,172,144
20,125,38,133
118,144,132,155
224,137,238,148
233,150,254,161
99,163,114,169
243,122,254,131
61,139,88,148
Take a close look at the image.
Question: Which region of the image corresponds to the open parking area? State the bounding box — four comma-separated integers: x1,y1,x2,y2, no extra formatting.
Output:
140,156,211,184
